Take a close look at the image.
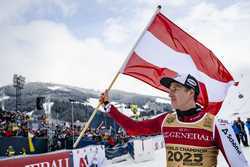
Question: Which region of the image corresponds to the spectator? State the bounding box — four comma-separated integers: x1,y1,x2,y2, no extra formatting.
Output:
0,109,130,153
6,145,15,157
20,147,26,156
4,127,13,137
246,118,250,135
236,117,249,146
232,120,241,144
107,136,116,148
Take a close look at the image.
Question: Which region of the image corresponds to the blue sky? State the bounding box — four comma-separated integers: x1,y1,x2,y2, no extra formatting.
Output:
1,0,250,97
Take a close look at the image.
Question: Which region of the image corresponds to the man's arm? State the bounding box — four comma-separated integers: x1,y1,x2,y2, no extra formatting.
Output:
99,90,168,136
214,119,249,167
105,103,168,136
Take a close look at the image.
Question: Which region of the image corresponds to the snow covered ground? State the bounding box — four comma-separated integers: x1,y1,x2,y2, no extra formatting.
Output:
106,145,250,167
47,85,70,92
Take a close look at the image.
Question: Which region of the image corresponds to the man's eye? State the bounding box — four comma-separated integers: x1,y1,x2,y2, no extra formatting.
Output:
170,87,177,91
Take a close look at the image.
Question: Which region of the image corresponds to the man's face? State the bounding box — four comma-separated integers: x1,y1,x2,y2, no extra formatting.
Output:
169,82,194,110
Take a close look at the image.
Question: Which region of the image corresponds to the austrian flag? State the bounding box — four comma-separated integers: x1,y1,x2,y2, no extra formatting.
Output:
120,11,234,115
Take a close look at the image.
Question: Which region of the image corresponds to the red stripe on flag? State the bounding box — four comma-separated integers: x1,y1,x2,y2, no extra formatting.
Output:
123,52,176,92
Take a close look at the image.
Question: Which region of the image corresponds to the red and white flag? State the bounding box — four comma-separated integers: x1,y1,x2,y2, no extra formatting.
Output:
120,10,234,115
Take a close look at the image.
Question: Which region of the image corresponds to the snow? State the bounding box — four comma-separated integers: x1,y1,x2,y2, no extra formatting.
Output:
0,96,9,102
43,101,54,115
86,97,104,112
106,149,166,167
87,98,143,117
155,97,170,104
47,86,70,92
87,98,100,108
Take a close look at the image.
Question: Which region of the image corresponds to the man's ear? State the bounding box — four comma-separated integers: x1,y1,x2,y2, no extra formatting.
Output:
189,89,195,98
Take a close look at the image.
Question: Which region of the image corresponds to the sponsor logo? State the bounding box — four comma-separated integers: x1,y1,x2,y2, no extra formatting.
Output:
203,117,213,129
25,157,69,167
221,128,242,155
166,115,175,124
187,78,197,86
164,132,212,141
217,119,228,125
163,131,213,141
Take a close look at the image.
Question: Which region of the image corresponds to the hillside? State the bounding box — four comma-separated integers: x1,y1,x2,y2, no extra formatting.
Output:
1,66,249,124
0,82,171,123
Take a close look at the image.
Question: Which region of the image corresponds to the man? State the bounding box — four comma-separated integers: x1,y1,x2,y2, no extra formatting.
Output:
232,120,241,144
246,118,250,135
236,117,249,146
99,74,249,167
6,145,15,157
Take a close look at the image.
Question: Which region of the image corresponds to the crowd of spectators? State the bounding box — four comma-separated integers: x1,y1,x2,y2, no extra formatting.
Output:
0,110,30,137
0,108,130,155
49,122,129,151
0,109,50,138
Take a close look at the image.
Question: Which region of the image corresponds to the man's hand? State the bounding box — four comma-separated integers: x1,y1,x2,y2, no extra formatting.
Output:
99,90,109,106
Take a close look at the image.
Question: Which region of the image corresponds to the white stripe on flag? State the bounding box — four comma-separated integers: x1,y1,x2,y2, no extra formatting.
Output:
134,31,233,102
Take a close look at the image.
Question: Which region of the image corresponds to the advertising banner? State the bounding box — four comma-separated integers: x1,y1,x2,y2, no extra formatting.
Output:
73,145,105,167
0,150,70,167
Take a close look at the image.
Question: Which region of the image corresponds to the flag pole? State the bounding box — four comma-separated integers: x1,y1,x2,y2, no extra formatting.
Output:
73,72,120,148
120,5,162,72
73,5,162,148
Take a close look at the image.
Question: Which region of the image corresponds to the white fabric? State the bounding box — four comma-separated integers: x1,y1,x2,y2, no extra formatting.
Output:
132,138,155,162
173,73,189,85
134,31,233,102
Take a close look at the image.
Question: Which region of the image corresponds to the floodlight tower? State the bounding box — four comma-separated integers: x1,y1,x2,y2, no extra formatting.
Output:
13,74,25,112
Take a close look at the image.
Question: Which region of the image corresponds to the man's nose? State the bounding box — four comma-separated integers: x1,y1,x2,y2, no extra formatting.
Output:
169,91,174,97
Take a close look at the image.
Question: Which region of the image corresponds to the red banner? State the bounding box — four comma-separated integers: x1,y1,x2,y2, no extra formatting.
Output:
0,151,70,167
